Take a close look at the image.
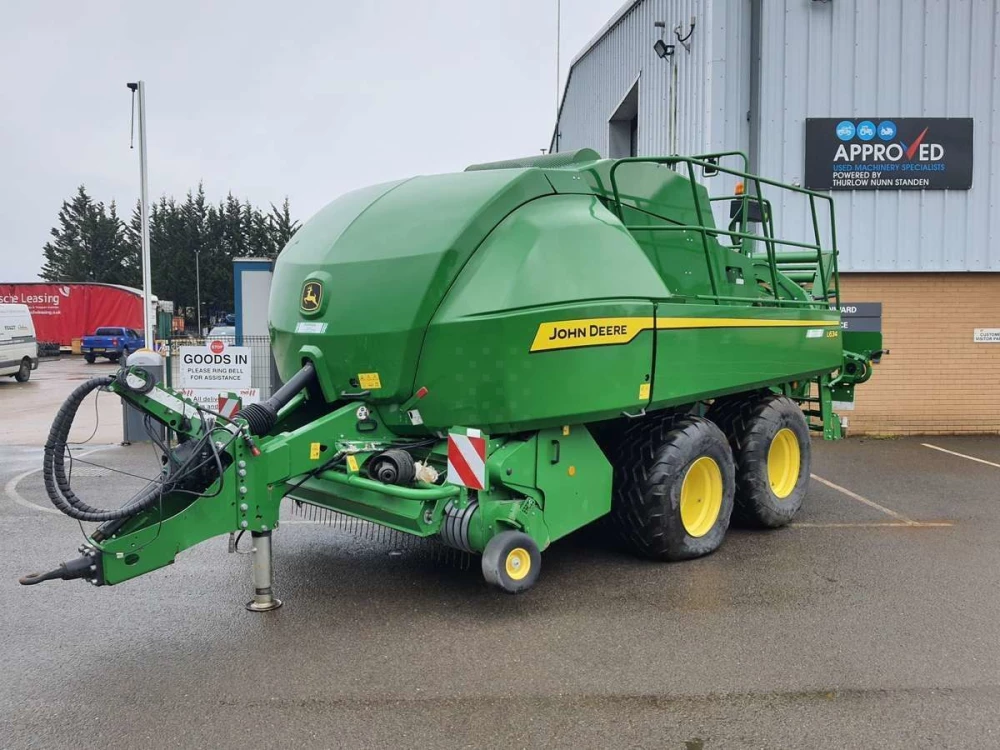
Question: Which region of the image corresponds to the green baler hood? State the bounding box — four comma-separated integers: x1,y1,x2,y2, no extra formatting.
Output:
269,168,554,402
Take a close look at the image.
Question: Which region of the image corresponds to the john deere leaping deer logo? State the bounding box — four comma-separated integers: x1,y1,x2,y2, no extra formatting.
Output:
301,281,323,312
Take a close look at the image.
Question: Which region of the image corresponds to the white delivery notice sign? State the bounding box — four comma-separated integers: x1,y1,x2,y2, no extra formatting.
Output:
181,387,261,411
179,340,251,389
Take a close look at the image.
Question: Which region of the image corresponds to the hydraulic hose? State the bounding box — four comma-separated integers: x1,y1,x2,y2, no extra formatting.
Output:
43,363,318,521
42,376,173,522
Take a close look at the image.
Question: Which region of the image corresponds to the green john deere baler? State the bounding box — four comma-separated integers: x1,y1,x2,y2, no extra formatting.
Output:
21,150,883,609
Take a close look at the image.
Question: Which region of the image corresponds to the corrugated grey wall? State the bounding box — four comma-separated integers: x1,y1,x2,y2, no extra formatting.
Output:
556,0,999,273
756,0,1000,272
554,0,751,162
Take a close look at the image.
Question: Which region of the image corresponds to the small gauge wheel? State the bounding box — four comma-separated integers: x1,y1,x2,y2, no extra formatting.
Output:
481,530,541,594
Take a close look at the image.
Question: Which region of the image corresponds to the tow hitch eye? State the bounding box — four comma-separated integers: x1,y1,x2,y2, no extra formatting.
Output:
18,548,103,587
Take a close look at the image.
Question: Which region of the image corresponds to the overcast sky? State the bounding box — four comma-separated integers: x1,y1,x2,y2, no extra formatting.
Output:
0,0,622,282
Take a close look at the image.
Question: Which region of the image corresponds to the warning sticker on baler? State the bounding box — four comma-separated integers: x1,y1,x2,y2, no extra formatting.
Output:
447,432,487,490
295,321,328,334
358,372,382,389
218,394,242,419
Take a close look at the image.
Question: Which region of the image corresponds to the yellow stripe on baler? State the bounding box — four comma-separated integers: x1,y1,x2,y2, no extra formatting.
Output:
529,316,839,352
656,317,840,330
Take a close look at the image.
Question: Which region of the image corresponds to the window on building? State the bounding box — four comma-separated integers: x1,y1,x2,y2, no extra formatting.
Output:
609,80,639,158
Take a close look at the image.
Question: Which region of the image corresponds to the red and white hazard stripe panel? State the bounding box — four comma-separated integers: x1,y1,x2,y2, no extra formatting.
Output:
218,394,241,420
447,430,487,490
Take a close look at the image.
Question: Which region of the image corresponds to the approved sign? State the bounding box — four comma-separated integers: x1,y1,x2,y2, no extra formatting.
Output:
178,339,251,390
805,117,973,190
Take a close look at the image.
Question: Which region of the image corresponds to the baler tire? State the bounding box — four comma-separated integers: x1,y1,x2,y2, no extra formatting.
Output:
482,530,541,594
708,393,810,528
610,415,735,561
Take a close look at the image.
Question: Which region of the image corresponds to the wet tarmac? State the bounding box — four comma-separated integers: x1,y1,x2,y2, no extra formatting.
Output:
0,357,123,445
3,429,1000,748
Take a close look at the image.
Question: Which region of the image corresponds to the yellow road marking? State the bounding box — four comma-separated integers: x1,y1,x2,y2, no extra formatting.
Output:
810,473,917,525
922,443,1000,469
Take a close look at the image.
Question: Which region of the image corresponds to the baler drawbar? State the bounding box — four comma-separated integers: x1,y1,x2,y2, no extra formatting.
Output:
21,150,883,609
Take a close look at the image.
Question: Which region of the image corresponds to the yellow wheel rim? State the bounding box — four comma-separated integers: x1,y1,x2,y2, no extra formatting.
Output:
679,456,724,538
505,548,531,581
767,428,801,499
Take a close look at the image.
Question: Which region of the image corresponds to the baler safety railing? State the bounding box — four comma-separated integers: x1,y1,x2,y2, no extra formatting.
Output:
636,225,834,308
607,152,840,308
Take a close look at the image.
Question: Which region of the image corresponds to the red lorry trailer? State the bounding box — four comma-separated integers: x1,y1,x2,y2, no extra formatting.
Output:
0,283,146,348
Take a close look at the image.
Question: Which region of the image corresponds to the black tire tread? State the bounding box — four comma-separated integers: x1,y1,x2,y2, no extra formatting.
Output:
708,392,810,528
15,358,31,383
481,530,541,594
609,414,734,561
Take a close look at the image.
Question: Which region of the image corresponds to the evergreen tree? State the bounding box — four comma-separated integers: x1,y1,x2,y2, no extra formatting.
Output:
245,199,272,258
92,200,140,287
40,186,128,282
268,198,300,255
42,183,297,326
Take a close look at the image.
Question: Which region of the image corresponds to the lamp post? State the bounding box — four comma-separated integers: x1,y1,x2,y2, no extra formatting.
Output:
126,80,153,348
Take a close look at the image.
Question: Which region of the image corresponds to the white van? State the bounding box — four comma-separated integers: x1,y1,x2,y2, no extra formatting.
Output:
0,304,39,382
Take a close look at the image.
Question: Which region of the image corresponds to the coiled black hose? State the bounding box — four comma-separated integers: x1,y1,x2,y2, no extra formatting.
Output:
44,362,319,522
42,376,170,522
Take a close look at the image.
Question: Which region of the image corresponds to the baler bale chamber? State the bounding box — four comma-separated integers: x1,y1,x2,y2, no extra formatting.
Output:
21,150,883,608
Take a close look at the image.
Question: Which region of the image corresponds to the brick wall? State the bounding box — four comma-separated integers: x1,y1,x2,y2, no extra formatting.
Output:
838,273,1000,435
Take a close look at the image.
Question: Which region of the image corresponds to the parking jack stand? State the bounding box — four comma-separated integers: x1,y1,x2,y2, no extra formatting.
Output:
245,531,283,612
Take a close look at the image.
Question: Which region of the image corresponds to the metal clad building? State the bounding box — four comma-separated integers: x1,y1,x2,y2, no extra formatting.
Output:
554,0,1000,434
555,0,751,164
755,0,1000,272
